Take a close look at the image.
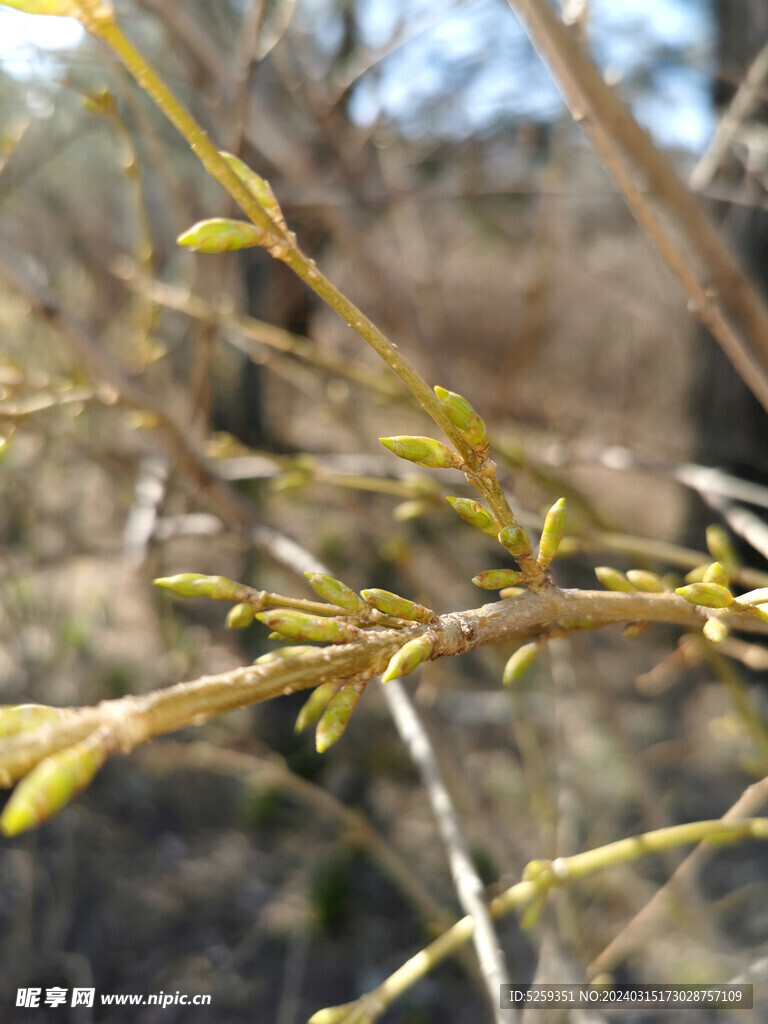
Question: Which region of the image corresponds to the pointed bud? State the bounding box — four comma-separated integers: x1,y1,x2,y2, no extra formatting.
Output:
537,498,566,570
445,496,500,538
433,386,488,450
500,586,525,599
502,642,540,685
472,569,525,590
625,570,665,593
316,678,367,752
595,567,636,592
219,152,287,229
0,704,67,739
706,525,738,567
226,603,255,629
685,564,709,584
360,589,436,623
498,525,531,558
0,730,112,836
733,588,768,609
703,562,729,588
675,583,734,608
254,645,317,664
153,573,243,600
254,609,359,642
177,218,271,253
256,643,319,667
304,572,367,613
703,618,729,643
295,681,340,733
379,435,458,470
381,635,434,683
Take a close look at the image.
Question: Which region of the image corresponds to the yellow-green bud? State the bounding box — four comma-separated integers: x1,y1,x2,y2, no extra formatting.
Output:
433,386,488,450
537,498,566,570
502,642,540,685
153,573,244,600
445,496,500,538
381,635,434,683
226,603,255,629
0,704,66,738
706,524,738,567
625,570,665,593
500,587,525,599
498,525,531,558
219,152,286,229
379,435,457,470
254,646,316,664
471,569,525,590
295,681,339,733
675,583,734,608
703,562,729,588
684,564,708,584
304,572,367,613
595,567,635,592
254,609,360,642
703,618,729,643
360,589,436,623
522,858,552,882
0,730,112,836
315,679,366,752
177,218,271,253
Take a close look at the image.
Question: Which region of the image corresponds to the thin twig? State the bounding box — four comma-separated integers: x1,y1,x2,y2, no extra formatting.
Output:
381,679,513,1024
505,0,768,412
690,39,768,192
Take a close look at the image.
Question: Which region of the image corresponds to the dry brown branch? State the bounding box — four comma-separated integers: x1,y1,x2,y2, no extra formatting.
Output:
505,0,768,412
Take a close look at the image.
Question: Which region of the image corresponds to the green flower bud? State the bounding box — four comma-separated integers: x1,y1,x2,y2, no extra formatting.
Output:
522,859,552,883
177,218,271,253
0,704,66,738
360,589,436,623
675,583,734,608
498,525,531,557
706,525,738,567
0,730,111,836
219,152,286,229
625,570,665,593
304,572,367,613
537,498,566,570
379,435,457,470
254,609,359,642
315,679,366,753
595,567,635,592
381,635,434,683
226,603,255,629
471,569,525,590
433,386,488,450
703,618,729,643
445,496,500,538
499,587,525,599
295,681,339,733
502,642,540,685
684,564,708,584
153,573,243,600
703,562,729,588
254,646,317,664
